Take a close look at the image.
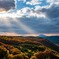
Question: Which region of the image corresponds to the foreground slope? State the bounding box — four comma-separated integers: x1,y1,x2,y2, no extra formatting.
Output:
0,36,59,59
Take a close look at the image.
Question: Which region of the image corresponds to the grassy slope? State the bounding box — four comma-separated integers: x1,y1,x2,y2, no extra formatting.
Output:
0,36,59,59
44,36,59,45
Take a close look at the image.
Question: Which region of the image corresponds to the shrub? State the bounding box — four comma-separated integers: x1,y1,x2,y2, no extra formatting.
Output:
38,46,46,51
7,54,14,59
9,48,21,55
0,46,8,59
13,54,24,59
30,56,37,59
21,48,28,52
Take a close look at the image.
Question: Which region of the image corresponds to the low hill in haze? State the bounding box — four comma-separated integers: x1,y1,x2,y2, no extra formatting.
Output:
43,36,59,45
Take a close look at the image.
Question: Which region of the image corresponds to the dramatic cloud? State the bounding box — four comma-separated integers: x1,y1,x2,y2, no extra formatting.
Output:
0,0,59,34
0,0,15,12
0,9,59,34
38,4,59,19
17,7,46,18
16,3,59,34
47,0,59,4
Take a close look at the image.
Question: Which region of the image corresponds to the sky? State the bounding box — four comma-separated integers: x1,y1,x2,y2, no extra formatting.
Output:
0,0,59,35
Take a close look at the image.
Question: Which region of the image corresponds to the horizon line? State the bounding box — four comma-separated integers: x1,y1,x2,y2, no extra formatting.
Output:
0,32,59,36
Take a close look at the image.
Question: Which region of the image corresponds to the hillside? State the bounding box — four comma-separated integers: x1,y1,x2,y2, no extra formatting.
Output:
0,36,59,59
43,36,59,45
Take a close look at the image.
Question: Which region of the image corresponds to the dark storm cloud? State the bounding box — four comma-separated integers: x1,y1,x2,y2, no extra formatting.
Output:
18,4,58,34
0,0,15,11
40,4,59,19
0,16,59,34
19,17,59,34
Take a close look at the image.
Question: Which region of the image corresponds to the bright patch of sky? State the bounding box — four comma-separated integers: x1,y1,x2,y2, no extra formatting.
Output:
17,0,50,10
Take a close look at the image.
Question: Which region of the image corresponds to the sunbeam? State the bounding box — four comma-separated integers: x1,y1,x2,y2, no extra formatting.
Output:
0,13,36,34
12,17,36,34
0,17,11,27
0,17,15,32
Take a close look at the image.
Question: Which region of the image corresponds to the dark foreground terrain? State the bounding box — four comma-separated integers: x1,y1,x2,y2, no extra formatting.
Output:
0,36,59,59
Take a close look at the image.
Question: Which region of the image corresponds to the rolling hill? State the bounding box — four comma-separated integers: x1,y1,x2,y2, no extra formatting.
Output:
0,36,59,59
43,36,59,45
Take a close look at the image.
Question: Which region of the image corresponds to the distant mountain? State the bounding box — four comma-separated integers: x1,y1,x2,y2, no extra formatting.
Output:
39,34,46,37
43,36,59,45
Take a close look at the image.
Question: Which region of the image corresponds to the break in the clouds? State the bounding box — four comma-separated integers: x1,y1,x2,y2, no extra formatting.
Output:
0,0,15,11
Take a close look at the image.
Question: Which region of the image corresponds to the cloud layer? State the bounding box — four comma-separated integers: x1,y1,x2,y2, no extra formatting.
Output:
0,0,15,11
0,0,59,34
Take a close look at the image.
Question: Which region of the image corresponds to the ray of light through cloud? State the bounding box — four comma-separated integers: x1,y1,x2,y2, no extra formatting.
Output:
0,0,59,35
0,17,14,32
12,17,36,34
0,12,37,34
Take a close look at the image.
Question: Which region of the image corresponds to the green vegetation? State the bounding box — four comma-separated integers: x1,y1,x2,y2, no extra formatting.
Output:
0,36,59,59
